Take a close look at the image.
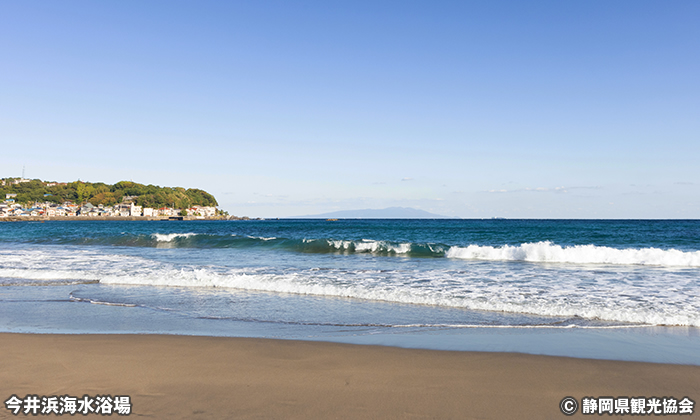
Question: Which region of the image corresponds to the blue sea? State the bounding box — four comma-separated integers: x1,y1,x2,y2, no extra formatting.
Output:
1,219,699,364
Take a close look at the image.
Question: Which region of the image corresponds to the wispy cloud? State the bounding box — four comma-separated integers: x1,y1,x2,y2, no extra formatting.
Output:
484,186,569,194
401,177,414,182
252,192,289,198
233,196,377,208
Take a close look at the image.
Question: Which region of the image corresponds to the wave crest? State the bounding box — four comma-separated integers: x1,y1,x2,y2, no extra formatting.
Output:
446,241,700,267
304,239,415,255
151,233,198,242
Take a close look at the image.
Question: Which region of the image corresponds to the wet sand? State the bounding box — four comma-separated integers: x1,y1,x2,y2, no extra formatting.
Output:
1,333,698,419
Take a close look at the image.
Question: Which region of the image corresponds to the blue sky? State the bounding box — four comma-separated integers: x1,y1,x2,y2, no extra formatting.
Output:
1,1,699,218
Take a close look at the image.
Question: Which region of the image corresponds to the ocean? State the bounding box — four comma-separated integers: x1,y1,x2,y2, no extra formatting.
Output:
1,219,699,364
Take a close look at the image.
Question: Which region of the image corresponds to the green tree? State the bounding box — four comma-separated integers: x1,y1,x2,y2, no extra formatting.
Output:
1,178,220,210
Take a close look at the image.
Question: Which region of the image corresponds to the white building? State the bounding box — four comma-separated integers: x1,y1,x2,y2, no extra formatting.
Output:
130,203,142,216
155,207,171,217
189,206,217,217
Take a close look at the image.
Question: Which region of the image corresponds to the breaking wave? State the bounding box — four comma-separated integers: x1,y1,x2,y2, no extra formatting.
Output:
151,233,198,242
109,233,700,266
7,232,700,266
98,265,700,327
2,246,698,327
446,241,700,267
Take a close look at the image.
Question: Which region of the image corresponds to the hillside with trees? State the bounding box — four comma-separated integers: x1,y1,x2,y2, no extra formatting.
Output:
1,178,218,209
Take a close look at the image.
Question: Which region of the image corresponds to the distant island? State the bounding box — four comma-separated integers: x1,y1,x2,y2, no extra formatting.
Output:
0,177,241,220
294,207,451,219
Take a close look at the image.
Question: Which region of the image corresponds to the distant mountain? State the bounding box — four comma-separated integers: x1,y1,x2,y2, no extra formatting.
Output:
293,207,451,219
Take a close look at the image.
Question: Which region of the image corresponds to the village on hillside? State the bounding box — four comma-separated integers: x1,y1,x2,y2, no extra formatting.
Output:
0,178,235,220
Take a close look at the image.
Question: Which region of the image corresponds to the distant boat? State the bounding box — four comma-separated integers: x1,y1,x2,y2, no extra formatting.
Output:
326,218,338,221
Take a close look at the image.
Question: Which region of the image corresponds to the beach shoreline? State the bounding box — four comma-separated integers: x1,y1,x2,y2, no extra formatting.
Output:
1,333,698,419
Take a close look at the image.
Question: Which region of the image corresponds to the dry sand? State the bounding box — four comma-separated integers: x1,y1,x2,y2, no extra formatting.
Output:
1,333,698,419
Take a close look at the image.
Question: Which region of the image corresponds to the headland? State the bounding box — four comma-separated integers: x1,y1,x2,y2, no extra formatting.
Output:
0,177,246,221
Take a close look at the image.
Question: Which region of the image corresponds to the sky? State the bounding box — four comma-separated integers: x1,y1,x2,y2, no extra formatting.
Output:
1,1,699,218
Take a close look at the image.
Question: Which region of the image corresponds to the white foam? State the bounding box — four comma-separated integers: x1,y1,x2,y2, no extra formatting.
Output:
99,264,700,327
245,235,277,241
151,233,198,242
446,241,700,267
3,245,698,327
0,268,98,281
388,323,650,329
0,247,159,282
326,239,412,254
69,294,137,307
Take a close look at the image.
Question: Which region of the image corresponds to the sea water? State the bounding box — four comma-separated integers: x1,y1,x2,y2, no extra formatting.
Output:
1,219,698,364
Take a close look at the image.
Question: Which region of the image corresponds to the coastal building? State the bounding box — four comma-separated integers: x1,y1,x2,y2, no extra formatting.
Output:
80,203,102,217
188,206,217,217
118,204,131,217
130,203,142,217
62,203,78,216
79,203,95,216
157,207,176,217
0,196,220,219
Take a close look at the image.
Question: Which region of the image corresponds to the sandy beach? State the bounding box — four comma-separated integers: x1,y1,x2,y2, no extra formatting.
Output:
0,333,698,419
